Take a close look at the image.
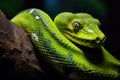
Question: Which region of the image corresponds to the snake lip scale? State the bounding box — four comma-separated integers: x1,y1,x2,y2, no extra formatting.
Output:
64,31,106,48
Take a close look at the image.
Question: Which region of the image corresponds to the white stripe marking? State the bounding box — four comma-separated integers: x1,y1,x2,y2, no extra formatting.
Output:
35,16,40,19
31,33,38,42
30,9,35,13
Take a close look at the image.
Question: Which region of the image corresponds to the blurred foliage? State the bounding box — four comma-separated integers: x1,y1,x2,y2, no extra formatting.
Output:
0,0,108,21
0,0,24,19
44,0,107,19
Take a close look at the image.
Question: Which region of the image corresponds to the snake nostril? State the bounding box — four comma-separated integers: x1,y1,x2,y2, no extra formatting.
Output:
96,37,102,43
96,37,100,41
95,37,100,43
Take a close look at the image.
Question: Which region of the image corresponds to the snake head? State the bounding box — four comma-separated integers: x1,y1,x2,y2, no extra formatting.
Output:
54,12,106,48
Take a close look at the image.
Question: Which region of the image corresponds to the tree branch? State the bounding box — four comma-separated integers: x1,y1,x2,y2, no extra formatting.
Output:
0,9,45,80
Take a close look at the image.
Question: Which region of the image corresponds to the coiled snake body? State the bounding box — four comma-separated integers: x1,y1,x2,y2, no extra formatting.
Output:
11,8,120,80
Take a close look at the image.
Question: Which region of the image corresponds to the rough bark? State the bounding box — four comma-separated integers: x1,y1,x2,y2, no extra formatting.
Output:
0,9,47,80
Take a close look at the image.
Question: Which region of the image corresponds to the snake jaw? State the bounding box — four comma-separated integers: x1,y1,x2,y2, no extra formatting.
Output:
63,31,106,48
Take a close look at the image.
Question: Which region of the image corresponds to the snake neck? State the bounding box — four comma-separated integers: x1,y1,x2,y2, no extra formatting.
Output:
30,9,83,54
49,30,83,53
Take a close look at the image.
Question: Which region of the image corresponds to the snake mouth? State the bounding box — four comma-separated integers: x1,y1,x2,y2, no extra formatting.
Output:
74,36,105,48
64,32,106,48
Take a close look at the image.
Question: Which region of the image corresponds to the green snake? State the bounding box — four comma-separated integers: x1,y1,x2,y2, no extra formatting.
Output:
11,8,120,80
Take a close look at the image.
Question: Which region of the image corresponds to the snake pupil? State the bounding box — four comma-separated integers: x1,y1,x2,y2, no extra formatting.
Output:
73,21,81,32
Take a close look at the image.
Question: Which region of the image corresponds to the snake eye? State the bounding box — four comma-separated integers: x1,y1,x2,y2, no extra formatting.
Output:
73,21,82,32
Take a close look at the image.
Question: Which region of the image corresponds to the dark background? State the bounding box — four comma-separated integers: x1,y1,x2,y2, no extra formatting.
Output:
0,0,120,60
